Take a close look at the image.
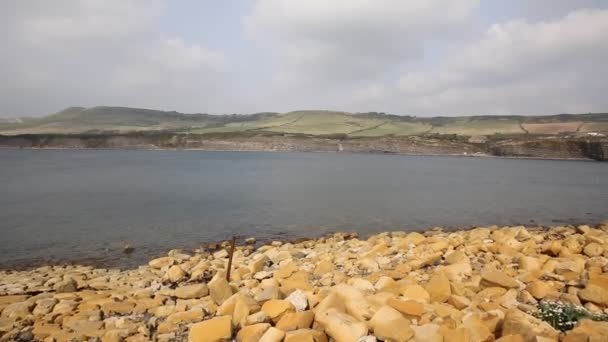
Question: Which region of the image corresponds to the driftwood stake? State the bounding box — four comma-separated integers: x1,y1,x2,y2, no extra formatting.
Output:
226,235,237,282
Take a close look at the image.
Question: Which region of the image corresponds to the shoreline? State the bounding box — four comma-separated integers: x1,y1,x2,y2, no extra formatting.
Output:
2,222,608,341
0,146,594,162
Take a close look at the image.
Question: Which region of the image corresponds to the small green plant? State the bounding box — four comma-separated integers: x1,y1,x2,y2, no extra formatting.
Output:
535,301,608,331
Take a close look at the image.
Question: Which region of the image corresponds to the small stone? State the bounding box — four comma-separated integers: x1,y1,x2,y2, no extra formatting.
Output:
188,316,232,342
284,329,328,342
54,277,77,293
245,237,257,244
526,281,551,300
214,249,229,259
400,284,431,303
123,244,135,254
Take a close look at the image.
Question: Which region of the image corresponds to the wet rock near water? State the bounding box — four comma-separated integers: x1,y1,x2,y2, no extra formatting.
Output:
1,222,608,341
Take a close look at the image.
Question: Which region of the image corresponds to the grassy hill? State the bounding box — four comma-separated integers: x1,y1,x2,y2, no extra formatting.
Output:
1,106,607,137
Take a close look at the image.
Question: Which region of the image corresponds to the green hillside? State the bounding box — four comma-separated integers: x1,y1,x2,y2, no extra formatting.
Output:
1,106,607,137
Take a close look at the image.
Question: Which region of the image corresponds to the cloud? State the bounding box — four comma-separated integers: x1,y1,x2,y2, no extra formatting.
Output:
397,9,608,115
0,0,227,116
245,0,480,87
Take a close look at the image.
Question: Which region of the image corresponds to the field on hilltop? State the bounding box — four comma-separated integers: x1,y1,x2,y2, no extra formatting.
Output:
1,106,608,137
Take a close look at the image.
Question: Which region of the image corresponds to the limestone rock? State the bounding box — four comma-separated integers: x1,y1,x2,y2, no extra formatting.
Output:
188,316,232,342
583,243,603,257
259,327,286,342
261,299,295,323
368,305,414,342
286,289,309,311
149,256,175,269
502,309,559,342
276,311,315,332
284,329,328,342
578,274,608,305
174,284,209,299
481,270,519,288
166,265,187,283
315,308,368,342
208,273,234,305
400,284,431,303
426,273,451,303
54,277,77,293
387,298,424,317
236,323,270,342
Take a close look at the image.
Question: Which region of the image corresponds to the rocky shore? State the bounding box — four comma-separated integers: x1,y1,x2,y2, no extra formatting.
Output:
2,223,608,341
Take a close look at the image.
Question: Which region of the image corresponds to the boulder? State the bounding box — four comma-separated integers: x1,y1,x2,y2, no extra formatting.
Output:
236,323,270,342
583,243,603,257
166,265,187,283
315,308,368,342
387,298,424,317
261,299,295,323
174,284,209,299
149,256,175,269
481,270,519,288
501,309,559,342
54,277,77,293
276,311,315,331
400,284,431,303
426,274,451,303
284,329,328,342
188,316,232,342
208,273,234,305
285,289,309,311
578,274,608,305
369,305,414,342
259,327,286,342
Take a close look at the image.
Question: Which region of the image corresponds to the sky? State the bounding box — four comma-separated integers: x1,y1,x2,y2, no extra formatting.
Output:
1,0,607,117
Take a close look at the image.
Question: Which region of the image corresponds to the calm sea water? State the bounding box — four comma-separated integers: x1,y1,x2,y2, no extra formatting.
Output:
0,149,606,269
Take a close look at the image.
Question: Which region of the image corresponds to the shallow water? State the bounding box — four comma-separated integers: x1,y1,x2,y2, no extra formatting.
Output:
0,149,606,269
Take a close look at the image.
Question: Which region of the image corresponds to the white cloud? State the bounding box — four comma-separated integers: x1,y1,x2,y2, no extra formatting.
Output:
245,0,480,86
0,0,228,116
397,9,608,115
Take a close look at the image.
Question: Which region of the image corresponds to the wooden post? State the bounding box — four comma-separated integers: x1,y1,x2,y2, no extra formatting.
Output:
226,235,237,282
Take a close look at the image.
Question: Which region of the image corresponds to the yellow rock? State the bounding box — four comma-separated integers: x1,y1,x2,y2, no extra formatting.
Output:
387,298,424,316
315,308,368,342
496,335,524,342
232,297,252,327
259,327,286,342
481,269,519,288
314,261,335,276
276,311,315,331
276,263,298,279
236,323,270,342
188,316,232,342
284,329,328,342
578,274,608,305
369,305,414,342
442,263,472,282
501,309,559,342
166,309,203,324
208,272,234,305
526,281,551,300
249,255,270,274
583,242,603,257
167,265,187,283
447,295,470,310
101,301,135,315
411,323,442,342
563,319,608,342
261,299,295,323
400,284,431,303
174,284,209,299
463,314,494,342
444,251,468,265
426,273,451,303
149,256,175,269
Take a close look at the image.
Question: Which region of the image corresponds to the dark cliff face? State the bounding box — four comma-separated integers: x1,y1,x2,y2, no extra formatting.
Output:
0,133,606,161
488,139,608,161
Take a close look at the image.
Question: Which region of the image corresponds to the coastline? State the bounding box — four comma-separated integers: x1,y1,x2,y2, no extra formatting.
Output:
2,222,608,341
0,146,595,162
